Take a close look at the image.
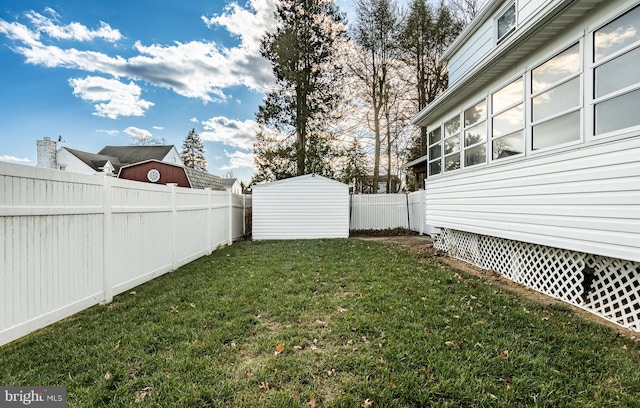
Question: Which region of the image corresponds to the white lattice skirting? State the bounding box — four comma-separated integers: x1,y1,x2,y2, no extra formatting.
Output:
434,229,640,332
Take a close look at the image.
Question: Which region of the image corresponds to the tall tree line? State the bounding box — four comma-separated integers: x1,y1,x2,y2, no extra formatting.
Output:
252,0,473,190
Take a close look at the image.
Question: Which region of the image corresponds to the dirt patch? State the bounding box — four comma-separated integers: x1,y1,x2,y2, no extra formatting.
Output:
353,235,640,341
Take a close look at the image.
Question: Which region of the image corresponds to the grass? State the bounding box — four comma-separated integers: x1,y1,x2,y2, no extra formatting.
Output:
1,239,639,407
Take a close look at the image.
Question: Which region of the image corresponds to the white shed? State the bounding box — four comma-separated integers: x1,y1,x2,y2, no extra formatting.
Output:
252,174,349,240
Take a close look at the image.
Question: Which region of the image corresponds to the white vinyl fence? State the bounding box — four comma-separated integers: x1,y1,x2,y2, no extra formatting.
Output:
0,162,250,346
350,191,434,234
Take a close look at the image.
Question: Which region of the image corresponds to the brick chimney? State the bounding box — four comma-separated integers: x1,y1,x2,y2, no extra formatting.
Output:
37,137,58,169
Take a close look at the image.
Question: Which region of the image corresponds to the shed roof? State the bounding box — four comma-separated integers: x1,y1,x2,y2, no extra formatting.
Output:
252,174,348,189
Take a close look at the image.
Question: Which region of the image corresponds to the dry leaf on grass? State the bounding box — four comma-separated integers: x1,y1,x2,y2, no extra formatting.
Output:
309,394,317,407
134,387,153,403
274,343,285,355
362,398,374,407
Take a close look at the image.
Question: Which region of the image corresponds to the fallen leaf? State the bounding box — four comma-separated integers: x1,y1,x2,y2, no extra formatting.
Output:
275,343,285,355
362,398,374,407
309,394,317,407
111,340,121,352
170,306,179,313
337,306,348,313
135,387,153,403
190,303,196,308
259,382,269,390
499,349,510,359
129,291,137,295
444,340,455,347
104,372,112,380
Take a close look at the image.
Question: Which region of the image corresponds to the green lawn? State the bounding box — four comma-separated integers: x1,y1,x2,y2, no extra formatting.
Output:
1,239,639,407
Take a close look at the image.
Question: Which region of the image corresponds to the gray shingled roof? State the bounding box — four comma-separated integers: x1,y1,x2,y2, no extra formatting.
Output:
185,167,226,191
63,148,121,171
98,145,174,165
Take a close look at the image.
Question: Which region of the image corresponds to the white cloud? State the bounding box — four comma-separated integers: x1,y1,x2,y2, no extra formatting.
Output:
123,126,152,141
202,0,278,52
153,126,164,130
0,155,31,163
0,4,275,109
69,76,154,119
190,117,200,124
200,116,258,150
220,150,255,171
96,129,119,135
24,10,122,42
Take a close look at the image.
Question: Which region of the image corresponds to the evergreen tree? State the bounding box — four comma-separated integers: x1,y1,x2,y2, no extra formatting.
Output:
254,0,346,181
401,0,463,162
181,128,207,171
339,136,368,192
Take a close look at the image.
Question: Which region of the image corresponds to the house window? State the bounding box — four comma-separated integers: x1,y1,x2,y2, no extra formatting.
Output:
531,43,582,150
427,127,442,176
496,3,516,44
491,77,524,159
443,115,461,172
463,100,487,167
593,4,640,135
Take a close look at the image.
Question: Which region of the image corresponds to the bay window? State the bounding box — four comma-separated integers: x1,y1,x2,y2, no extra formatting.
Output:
492,77,524,159
593,4,640,135
531,43,582,150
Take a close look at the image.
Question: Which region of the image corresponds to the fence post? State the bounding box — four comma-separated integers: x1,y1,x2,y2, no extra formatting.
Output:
169,183,178,270
101,176,113,304
206,188,212,255
243,194,247,237
228,190,233,244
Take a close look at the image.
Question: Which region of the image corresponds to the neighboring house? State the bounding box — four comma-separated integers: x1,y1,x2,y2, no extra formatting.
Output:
411,0,640,331
98,145,181,166
35,137,225,191
220,178,242,194
360,174,402,194
118,160,225,190
36,138,183,175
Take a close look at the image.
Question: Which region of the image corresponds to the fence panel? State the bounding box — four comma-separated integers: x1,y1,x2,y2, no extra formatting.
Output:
0,162,251,346
350,194,409,230
0,164,105,346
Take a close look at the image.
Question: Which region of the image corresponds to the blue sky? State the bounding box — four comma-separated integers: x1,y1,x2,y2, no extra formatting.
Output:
0,0,414,183
0,0,289,183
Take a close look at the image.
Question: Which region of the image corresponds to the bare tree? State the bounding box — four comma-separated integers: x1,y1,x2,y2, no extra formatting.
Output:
449,0,485,25
350,0,403,193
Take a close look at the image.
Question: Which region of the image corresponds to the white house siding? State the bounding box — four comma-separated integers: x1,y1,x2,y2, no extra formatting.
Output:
162,147,182,165
447,20,493,85
425,135,640,263
56,148,97,174
518,0,548,25
446,0,594,86
252,175,349,240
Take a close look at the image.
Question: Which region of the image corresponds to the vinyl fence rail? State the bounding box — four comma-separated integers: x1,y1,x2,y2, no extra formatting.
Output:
0,162,251,346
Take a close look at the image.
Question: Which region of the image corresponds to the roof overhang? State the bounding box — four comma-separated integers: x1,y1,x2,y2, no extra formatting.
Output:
402,155,428,169
411,0,604,128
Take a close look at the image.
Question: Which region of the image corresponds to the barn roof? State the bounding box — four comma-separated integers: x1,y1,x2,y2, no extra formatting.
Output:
98,145,174,165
